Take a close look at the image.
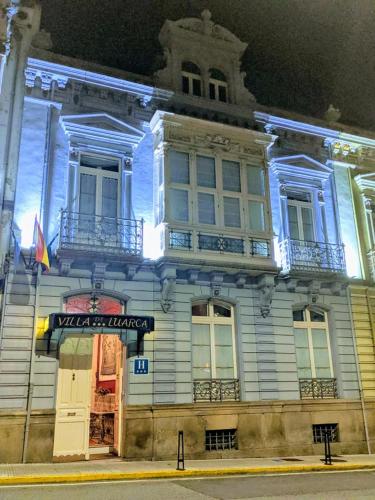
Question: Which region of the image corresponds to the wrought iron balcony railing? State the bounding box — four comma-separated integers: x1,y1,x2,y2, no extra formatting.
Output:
280,239,345,274
368,248,375,282
299,378,338,399
193,379,240,402
58,210,143,257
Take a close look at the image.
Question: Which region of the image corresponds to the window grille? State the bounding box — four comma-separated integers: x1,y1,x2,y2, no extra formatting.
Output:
205,429,237,451
312,423,339,443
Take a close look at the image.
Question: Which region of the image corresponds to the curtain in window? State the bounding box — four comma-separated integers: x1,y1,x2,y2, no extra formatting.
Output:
192,324,211,379
224,197,241,227
247,166,265,196
79,173,96,215
249,201,265,231
222,160,241,192
169,188,189,222
198,192,215,224
169,150,190,184
197,155,216,188
102,177,118,218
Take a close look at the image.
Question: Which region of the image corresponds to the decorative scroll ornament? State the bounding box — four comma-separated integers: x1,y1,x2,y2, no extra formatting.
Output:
160,277,174,313
257,274,275,318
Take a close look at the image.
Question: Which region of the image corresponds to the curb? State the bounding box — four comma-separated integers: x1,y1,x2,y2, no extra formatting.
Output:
1,463,375,485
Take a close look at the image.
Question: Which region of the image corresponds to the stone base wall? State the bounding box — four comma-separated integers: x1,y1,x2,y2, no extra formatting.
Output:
123,400,375,460
0,410,55,463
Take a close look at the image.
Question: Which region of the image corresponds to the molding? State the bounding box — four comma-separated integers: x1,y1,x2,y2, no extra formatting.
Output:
25,67,68,91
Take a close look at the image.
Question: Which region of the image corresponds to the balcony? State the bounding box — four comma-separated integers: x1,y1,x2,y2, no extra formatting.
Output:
58,210,143,259
193,379,240,402
279,239,345,275
368,248,375,282
299,378,338,399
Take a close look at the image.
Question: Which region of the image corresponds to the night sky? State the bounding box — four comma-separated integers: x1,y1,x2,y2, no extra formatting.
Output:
41,0,375,130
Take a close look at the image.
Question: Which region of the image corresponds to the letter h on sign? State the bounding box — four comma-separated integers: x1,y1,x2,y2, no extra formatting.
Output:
134,358,149,375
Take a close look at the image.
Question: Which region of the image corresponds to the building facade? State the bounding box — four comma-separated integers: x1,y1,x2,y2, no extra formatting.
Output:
0,9,374,463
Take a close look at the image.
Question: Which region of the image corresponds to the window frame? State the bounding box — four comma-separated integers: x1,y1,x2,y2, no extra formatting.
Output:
192,300,237,380
293,307,334,379
208,69,228,103
287,191,316,242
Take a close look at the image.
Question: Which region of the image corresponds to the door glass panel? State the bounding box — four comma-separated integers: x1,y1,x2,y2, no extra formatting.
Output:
79,173,96,215
310,309,325,322
222,160,241,192
169,150,189,184
198,192,215,224
192,303,208,316
214,325,233,345
247,166,265,196
311,329,328,349
197,155,216,188
249,201,265,231
169,189,189,222
294,328,309,348
287,205,299,239
213,304,231,317
192,324,210,345
293,309,305,322
302,207,314,241
224,197,241,227
102,177,118,218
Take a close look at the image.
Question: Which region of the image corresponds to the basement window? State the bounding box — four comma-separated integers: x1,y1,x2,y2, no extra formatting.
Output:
205,429,237,451
312,423,339,443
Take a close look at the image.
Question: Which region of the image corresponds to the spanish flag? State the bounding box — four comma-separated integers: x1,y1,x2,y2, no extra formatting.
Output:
34,216,50,272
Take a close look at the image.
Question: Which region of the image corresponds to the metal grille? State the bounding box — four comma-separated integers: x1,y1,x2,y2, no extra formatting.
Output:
299,378,338,399
313,423,339,444
59,210,143,256
193,379,240,402
250,238,270,257
169,230,192,250
205,429,237,451
280,238,345,274
198,234,244,254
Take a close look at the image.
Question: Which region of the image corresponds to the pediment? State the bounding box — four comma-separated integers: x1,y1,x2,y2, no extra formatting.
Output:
271,154,331,173
60,113,144,144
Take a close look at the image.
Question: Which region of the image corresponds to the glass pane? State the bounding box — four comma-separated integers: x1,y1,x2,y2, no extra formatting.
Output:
218,85,227,102
247,166,265,196
297,366,312,378
314,349,330,369
169,150,189,184
182,76,189,94
302,207,314,241
287,205,299,239
169,189,189,222
216,367,235,378
193,367,211,379
213,304,231,318
296,348,311,370
79,173,96,215
192,78,201,96
197,156,216,188
310,309,325,322
312,329,328,349
102,177,117,218
198,192,215,224
215,346,234,367
224,197,241,227
294,328,309,348
192,346,211,370
293,309,305,322
192,324,210,345
192,303,208,316
215,325,233,345
222,160,241,192
209,82,215,99
315,367,332,378
248,201,265,231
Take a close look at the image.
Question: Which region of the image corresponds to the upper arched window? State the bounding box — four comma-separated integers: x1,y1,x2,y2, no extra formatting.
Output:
209,68,228,102
181,61,202,97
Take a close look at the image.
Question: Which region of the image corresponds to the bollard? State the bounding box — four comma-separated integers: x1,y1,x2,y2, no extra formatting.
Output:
323,429,332,465
176,430,185,470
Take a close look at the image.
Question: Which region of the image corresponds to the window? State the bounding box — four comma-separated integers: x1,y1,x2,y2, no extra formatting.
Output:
287,191,315,241
192,301,237,380
313,424,339,443
293,307,334,379
181,61,202,97
209,68,228,103
166,150,267,233
205,429,237,451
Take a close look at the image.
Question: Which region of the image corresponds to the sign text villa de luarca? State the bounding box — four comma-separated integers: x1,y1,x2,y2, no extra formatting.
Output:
48,313,155,333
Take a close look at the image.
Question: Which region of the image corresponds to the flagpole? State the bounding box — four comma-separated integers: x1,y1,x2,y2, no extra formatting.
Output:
22,262,41,463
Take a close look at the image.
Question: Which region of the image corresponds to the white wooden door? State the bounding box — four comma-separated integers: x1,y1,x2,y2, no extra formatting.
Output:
53,336,93,460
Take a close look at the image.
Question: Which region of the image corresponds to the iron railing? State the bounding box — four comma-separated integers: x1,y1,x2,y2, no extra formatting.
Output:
280,239,345,274
299,378,338,399
59,210,143,257
193,379,240,402
368,249,375,282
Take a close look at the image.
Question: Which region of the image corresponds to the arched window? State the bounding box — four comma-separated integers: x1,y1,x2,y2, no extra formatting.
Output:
293,306,333,379
209,68,228,102
192,301,236,379
181,61,202,97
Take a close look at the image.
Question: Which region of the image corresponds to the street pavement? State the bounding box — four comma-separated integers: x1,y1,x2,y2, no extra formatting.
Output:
1,470,375,499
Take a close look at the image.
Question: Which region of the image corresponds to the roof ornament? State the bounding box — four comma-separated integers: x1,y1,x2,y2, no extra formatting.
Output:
324,104,341,123
201,9,213,35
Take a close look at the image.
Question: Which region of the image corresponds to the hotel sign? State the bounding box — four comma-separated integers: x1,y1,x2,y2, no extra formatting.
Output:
48,313,154,333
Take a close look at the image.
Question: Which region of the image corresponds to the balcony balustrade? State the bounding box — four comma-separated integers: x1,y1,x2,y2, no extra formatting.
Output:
280,238,345,275
193,379,240,402
58,210,143,258
299,378,338,399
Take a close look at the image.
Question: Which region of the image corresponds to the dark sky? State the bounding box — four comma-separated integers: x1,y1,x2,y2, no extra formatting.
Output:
41,0,375,130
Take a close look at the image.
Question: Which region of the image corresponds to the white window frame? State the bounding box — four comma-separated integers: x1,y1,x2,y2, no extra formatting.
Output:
78,153,121,218
293,307,334,379
192,301,237,379
209,78,228,103
182,71,202,97
287,192,315,241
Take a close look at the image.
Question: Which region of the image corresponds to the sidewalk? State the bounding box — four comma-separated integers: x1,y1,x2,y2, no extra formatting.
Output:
1,454,375,485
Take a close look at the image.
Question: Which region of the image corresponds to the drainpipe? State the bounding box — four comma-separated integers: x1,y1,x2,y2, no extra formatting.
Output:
347,286,371,454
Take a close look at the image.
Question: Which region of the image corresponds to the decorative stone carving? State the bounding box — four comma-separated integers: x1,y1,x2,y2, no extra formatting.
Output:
58,258,73,276
159,266,176,313
32,29,52,50
187,269,199,284
125,264,137,281
24,67,68,91
210,271,225,297
324,104,341,123
92,262,107,289
257,274,275,318
235,273,247,288
308,279,321,304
